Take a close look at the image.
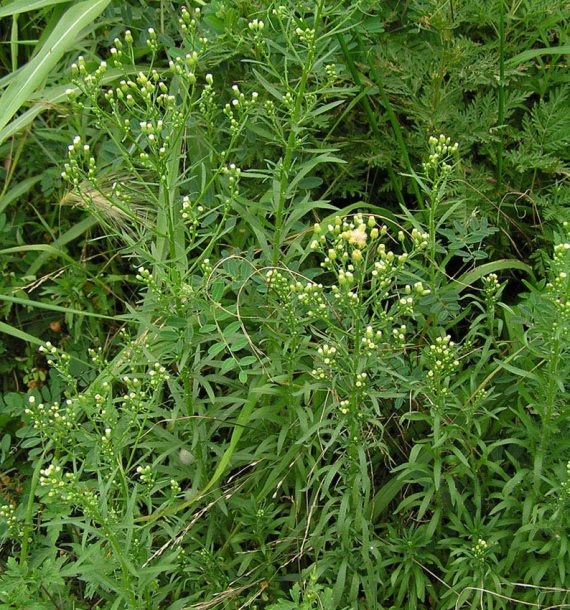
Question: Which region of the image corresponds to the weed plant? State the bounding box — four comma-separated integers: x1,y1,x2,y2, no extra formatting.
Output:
0,1,569,609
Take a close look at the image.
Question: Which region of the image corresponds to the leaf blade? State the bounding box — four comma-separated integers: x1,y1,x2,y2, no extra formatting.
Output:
0,0,111,136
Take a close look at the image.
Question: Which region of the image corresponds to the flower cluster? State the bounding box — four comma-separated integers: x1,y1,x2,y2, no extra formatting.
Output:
61,135,96,187
425,335,460,396
223,86,259,135
391,324,408,349
135,266,159,294
88,346,106,367
180,195,204,231
198,73,216,118
410,228,429,250
69,55,108,97
24,395,77,443
559,461,570,504
422,134,459,177
325,63,337,85
38,341,73,384
138,113,170,160
295,26,316,48
482,273,500,303
39,464,99,518
472,538,490,561
179,5,202,35
317,344,337,366
170,479,182,496
0,503,22,539
222,163,242,201
169,52,198,80
146,27,158,52
136,464,156,488
106,31,132,66
110,73,175,114
120,375,146,417
265,270,328,321
361,325,383,355
148,362,170,387
248,17,265,45
547,227,570,321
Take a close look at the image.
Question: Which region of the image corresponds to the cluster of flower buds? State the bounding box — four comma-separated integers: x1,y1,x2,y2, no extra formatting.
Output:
39,464,99,518
24,395,76,442
248,17,266,47
265,270,328,320
472,538,491,562
61,135,96,187
38,341,72,383
146,27,158,52
547,227,570,320
222,163,242,199
179,5,201,34
169,51,198,82
482,273,501,308
180,195,204,235
223,85,259,133
0,502,22,539
291,281,327,317
135,266,159,291
295,26,315,46
361,325,383,355
422,134,459,176
560,461,570,503
198,73,216,117
317,343,337,366
425,335,460,396
325,63,337,84
136,464,155,487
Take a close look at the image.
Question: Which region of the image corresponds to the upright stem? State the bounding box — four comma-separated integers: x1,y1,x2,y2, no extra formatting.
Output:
337,33,407,210
428,186,438,291
533,336,560,494
272,2,323,266
496,0,506,192
355,35,425,211
20,447,48,564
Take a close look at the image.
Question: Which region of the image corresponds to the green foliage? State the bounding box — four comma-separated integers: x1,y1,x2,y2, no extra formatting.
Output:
0,1,569,609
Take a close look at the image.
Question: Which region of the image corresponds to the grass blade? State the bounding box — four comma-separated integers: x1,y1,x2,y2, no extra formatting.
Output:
0,293,118,320
0,175,41,214
0,320,42,346
0,0,70,18
0,66,148,144
456,259,533,293
0,0,111,137
506,44,570,66
26,215,98,275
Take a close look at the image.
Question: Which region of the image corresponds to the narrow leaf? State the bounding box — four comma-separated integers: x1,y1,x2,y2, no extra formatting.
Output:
0,320,42,345
0,0,70,18
0,0,111,136
507,45,570,66
455,259,533,293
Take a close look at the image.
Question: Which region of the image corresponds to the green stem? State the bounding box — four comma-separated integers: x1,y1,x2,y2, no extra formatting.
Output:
336,33,405,209
533,336,560,495
337,33,424,210
497,0,505,192
272,2,324,266
428,186,438,290
349,258,367,458
95,516,137,607
20,445,50,564
357,35,424,211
